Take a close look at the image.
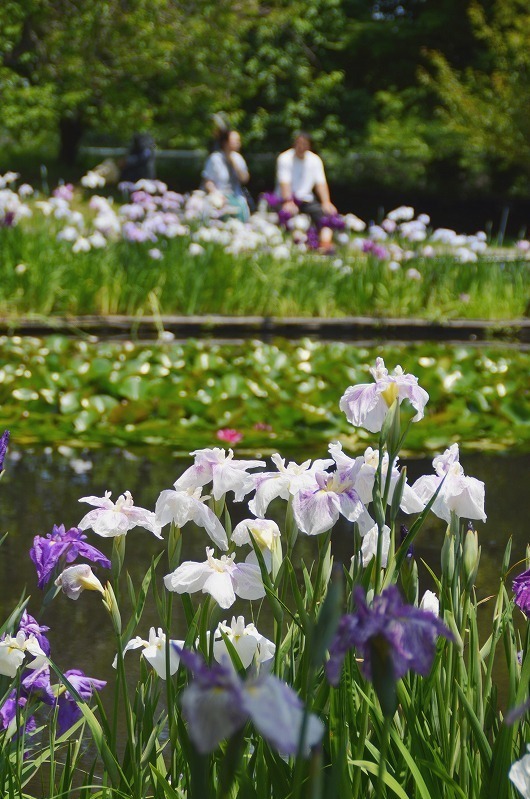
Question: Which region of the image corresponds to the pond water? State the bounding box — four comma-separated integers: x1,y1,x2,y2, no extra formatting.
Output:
1,444,528,691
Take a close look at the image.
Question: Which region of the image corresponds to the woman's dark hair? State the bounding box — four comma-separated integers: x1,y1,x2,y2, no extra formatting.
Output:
294,131,313,149
218,128,232,149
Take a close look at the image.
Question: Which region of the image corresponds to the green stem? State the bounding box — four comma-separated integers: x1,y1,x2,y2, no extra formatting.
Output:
375,715,391,799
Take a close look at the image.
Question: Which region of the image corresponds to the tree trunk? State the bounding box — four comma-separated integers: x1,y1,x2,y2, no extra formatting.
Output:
58,116,84,165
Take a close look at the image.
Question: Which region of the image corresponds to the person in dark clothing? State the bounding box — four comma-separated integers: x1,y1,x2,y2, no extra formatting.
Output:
120,133,156,183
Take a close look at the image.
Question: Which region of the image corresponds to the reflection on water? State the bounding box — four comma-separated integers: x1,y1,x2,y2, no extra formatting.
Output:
1,445,528,689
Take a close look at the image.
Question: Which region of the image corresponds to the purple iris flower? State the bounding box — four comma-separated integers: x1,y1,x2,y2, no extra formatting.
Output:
513,568,530,615
22,662,55,705
0,430,9,471
0,691,37,736
18,611,51,656
326,585,452,686
56,669,106,733
175,646,323,755
30,524,111,589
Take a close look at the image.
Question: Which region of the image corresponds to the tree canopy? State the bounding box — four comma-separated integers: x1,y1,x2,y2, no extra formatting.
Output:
0,0,525,191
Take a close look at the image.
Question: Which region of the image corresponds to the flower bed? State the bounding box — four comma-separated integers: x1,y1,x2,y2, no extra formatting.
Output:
0,171,528,319
1,358,529,798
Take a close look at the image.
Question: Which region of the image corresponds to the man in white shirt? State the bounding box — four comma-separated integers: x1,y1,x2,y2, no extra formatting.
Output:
276,132,338,250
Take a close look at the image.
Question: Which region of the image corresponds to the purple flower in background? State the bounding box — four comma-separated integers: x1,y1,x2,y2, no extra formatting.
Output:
176,647,323,755
513,568,530,616
0,429,10,471
326,585,452,686
306,226,320,249
319,214,345,231
56,669,106,733
261,192,282,209
277,208,293,227
30,524,111,589
372,244,389,260
18,611,51,655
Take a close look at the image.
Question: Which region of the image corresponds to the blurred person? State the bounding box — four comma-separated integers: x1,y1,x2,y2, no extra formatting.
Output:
276,132,337,251
120,132,156,183
202,129,250,221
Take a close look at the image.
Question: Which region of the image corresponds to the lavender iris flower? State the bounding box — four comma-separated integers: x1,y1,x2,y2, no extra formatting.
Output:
18,611,51,656
30,524,111,589
57,669,106,733
327,585,452,686
513,568,530,615
176,647,323,756
0,429,9,471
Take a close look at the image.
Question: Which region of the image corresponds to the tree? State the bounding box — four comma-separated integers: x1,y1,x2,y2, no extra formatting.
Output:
425,0,530,187
0,0,256,161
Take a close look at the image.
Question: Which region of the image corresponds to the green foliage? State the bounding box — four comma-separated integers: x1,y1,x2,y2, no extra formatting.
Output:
425,0,530,189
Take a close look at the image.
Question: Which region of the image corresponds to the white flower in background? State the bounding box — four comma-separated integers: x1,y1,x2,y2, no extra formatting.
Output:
412,444,486,523
81,171,106,189
89,231,107,248
72,237,91,253
117,628,183,679
455,246,478,263
387,205,415,222
35,200,53,216
78,490,162,538
148,247,163,260
212,616,275,669
406,267,422,280
189,242,205,255
292,468,364,537
430,228,457,245
164,547,266,609
18,183,34,198
232,518,281,570
134,179,159,194
57,226,79,242
249,453,333,517
510,746,530,798
368,224,387,241
360,523,391,567
271,244,291,259
339,357,429,433
175,448,265,502
343,213,366,231
55,564,105,600
155,485,228,550
420,590,440,616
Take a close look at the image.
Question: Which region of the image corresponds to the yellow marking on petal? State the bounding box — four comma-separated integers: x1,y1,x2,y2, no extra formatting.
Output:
381,383,399,407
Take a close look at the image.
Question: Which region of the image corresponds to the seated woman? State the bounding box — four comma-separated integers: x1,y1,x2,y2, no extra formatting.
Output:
202,130,250,222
